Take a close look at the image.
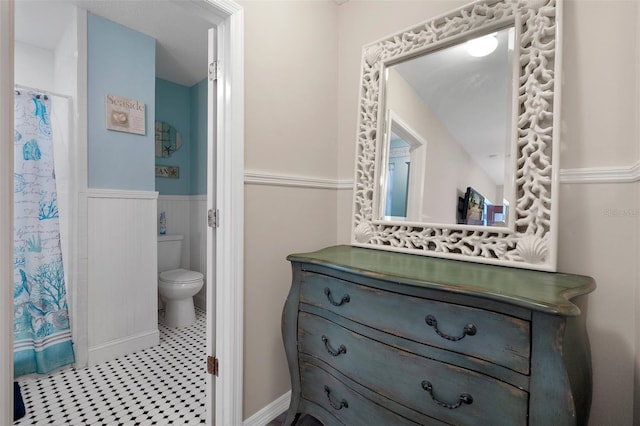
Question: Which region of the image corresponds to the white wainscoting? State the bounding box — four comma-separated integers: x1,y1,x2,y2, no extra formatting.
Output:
157,195,208,309
157,195,192,269
87,189,159,365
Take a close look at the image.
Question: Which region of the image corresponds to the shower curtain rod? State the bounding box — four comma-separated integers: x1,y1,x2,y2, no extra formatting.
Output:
14,84,72,100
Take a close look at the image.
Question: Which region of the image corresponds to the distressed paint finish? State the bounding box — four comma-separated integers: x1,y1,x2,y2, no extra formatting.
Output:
300,362,419,426
529,311,593,426
289,245,595,315
282,246,595,425
299,272,531,374
299,312,528,425
282,263,304,426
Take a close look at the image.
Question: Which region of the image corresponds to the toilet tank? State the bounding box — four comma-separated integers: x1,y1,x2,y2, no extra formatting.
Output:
158,234,184,272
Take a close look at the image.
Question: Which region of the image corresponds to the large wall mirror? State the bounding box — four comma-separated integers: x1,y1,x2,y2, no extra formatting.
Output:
351,0,562,271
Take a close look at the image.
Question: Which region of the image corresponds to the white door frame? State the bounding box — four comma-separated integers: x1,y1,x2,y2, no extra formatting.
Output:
209,4,245,425
0,1,245,425
207,25,218,426
0,0,15,422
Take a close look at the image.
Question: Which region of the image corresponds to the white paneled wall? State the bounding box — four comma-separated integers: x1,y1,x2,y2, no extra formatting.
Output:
189,196,209,309
157,196,192,269
158,195,208,309
87,189,159,365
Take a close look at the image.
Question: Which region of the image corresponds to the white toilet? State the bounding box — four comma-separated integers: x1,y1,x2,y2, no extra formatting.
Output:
157,234,204,328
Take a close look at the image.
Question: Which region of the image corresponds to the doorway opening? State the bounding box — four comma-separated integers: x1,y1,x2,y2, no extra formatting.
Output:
10,2,241,422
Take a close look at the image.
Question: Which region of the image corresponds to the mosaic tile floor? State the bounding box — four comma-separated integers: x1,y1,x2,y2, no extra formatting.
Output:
14,308,207,425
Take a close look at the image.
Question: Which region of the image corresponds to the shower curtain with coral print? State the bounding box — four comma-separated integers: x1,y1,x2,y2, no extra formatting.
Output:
13,91,74,376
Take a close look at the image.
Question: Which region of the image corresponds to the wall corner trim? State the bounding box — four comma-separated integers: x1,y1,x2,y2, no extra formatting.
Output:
559,162,640,184
243,391,291,426
157,194,207,202
87,188,159,199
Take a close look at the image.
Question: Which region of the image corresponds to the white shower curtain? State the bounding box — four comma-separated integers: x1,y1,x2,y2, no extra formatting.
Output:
13,90,75,376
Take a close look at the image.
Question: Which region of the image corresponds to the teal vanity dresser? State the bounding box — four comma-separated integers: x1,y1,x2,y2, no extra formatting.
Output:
282,246,595,425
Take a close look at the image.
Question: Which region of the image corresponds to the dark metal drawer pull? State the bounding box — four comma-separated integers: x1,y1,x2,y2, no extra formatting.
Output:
421,380,473,409
425,314,477,341
324,287,350,306
324,385,349,410
321,335,347,357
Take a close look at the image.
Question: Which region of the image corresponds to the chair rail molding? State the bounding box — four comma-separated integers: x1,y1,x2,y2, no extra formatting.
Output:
244,164,640,190
87,188,159,199
245,171,352,190
559,162,640,184
245,163,640,190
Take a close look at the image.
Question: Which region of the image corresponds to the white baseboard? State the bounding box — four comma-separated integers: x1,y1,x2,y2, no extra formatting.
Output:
88,328,159,366
243,391,291,426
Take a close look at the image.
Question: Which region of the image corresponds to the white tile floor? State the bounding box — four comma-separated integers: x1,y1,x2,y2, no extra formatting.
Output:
14,308,207,425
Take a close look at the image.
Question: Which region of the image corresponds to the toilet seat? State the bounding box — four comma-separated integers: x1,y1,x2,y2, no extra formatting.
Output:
159,268,203,285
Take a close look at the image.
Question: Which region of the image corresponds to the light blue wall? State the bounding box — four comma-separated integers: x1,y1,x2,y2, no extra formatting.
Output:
87,13,156,191
190,80,208,196
155,78,192,195
388,155,410,217
87,14,206,194
155,78,207,196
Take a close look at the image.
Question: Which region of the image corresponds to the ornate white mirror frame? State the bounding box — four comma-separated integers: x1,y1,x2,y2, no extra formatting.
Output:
351,0,562,271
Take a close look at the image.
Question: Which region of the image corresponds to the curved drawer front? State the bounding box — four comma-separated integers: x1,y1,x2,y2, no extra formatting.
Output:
298,312,528,426
300,361,420,426
300,271,530,373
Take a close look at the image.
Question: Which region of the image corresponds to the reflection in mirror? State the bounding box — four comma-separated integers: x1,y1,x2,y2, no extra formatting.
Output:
381,111,426,222
352,0,562,270
381,27,515,227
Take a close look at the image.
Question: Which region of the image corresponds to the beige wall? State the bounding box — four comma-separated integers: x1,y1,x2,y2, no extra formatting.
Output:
559,2,639,424
243,1,339,178
560,0,638,169
243,1,640,424
241,0,339,419
244,185,337,417
558,183,638,425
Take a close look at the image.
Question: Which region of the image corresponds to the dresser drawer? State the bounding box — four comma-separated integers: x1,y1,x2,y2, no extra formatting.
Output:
298,312,528,426
300,360,420,426
300,271,530,373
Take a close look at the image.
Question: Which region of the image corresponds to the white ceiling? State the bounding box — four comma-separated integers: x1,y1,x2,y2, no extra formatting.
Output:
14,1,74,50
393,28,514,185
15,0,213,87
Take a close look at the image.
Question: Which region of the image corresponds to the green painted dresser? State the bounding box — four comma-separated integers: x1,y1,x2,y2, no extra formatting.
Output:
282,246,596,426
